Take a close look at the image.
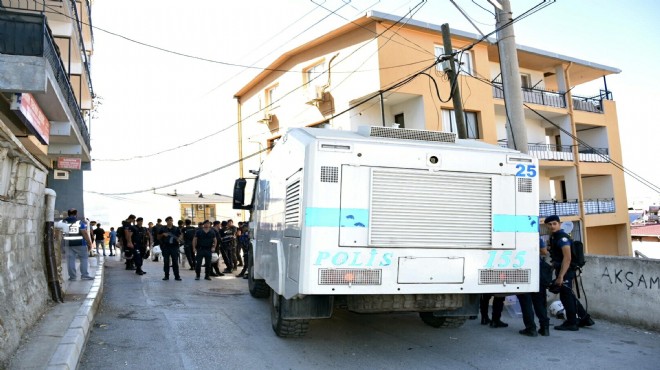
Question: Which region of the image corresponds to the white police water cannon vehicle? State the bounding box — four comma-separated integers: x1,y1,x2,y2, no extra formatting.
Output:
233,125,539,337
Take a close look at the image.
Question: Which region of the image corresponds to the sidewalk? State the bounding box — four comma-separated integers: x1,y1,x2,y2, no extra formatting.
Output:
8,255,106,370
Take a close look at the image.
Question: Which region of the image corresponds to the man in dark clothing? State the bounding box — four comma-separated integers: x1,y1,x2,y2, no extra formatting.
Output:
193,220,216,280
212,221,227,276
121,215,137,270
236,224,250,278
158,216,182,281
220,220,235,273
93,223,106,256
227,219,241,268
480,294,508,328
182,219,197,270
129,217,150,276
517,237,550,337
545,215,594,331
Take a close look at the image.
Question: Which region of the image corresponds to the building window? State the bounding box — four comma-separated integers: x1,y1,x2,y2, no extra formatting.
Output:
521,73,532,89
184,207,193,218
434,45,473,75
442,109,480,139
304,61,325,85
265,84,279,109
394,113,405,128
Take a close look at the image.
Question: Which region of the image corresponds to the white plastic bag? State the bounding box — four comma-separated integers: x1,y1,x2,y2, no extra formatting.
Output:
211,252,219,263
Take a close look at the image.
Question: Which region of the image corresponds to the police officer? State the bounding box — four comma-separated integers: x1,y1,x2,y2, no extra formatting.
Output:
158,216,182,281
121,215,137,270
545,215,594,331
61,209,94,280
517,237,550,337
182,219,197,270
193,220,216,280
480,294,508,328
236,223,250,278
129,217,150,276
220,221,235,273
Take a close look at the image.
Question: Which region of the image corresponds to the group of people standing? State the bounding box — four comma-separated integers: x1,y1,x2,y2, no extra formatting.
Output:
480,214,594,337
114,215,250,282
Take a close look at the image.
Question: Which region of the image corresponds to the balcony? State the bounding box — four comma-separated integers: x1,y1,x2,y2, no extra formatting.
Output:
539,198,615,218
499,143,609,163
492,83,611,114
0,11,90,150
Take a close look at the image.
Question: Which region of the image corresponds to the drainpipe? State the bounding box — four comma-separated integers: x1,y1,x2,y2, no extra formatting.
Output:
44,188,64,303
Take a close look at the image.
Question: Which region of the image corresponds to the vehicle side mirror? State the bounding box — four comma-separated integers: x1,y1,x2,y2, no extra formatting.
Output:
233,178,249,209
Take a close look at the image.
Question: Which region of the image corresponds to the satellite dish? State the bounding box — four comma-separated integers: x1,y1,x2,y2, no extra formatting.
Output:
561,221,574,234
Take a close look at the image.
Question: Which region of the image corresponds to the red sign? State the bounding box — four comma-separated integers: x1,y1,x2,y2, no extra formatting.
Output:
11,93,50,145
58,157,81,170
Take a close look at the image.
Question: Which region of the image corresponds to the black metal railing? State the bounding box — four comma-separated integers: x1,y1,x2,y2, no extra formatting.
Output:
492,82,566,108
577,145,609,155
492,81,612,114
67,0,94,97
583,198,615,214
0,0,46,12
1,11,90,149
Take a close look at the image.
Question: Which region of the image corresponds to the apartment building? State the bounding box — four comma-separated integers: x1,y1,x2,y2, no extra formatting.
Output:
168,192,237,225
0,0,94,215
234,11,630,256
0,1,95,364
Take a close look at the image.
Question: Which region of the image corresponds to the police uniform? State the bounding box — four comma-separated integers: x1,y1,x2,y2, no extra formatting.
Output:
194,227,216,280
131,224,149,275
548,228,590,330
120,220,135,270
516,237,550,336
160,225,182,280
63,216,93,280
183,225,197,270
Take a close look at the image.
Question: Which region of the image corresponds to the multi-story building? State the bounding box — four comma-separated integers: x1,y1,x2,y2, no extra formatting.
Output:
167,192,236,225
0,1,94,365
1,0,94,215
234,11,630,256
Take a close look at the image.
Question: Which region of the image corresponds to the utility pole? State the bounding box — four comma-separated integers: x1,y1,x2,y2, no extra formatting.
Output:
492,0,528,153
441,23,467,140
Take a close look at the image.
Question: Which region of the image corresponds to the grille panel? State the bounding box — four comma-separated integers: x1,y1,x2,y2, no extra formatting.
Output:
370,170,492,247
321,166,339,183
479,269,531,284
319,268,382,285
517,177,532,193
285,180,301,227
359,126,456,143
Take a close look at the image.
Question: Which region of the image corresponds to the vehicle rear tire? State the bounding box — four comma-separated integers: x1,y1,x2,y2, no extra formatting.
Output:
270,289,309,337
419,312,467,328
247,245,269,298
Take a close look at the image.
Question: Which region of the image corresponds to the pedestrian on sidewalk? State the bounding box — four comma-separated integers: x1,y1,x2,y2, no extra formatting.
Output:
108,227,117,256
59,209,94,280
93,223,106,256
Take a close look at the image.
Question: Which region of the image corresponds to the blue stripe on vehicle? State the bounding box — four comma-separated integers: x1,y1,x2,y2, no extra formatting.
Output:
493,214,539,232
305,208,369,227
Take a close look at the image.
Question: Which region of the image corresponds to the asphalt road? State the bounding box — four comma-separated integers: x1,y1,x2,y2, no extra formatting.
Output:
80,258,660,370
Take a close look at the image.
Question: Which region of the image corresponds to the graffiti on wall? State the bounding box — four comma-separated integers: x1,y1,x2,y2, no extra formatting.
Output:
601,266,660,290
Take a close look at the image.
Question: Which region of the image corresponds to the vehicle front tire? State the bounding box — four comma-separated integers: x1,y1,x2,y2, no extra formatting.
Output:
270,289,309,337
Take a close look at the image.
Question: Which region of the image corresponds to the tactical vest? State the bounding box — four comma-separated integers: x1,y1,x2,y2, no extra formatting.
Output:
64,220,84,246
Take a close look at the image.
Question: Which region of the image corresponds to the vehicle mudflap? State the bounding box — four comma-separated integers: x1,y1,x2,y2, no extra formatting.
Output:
427,294,480,317
280,295,334,319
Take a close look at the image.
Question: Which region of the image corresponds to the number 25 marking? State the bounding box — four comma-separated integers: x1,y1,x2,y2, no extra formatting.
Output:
485,251,527,268
515,164,537,177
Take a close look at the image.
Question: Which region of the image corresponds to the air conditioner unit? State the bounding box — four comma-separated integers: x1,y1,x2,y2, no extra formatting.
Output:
54,170,69,180
197,204,204,211
305,85,326,105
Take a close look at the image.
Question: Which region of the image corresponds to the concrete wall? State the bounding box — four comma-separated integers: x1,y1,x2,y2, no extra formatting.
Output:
0,161,50,367
580,255,660,331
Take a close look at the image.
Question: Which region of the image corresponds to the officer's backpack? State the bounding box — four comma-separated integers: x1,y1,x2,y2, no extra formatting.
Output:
571,240,586,270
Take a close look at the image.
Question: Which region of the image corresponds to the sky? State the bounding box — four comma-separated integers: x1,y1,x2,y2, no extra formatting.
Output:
83,0,660,224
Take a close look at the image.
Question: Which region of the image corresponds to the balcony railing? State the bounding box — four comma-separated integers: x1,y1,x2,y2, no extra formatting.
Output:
493,83,566,108
0,11,90,149
0,0,46,12
540,198,615,217
499,142,609,162
492,82,611,114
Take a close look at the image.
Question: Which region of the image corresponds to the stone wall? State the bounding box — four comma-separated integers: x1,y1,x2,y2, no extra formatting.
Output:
0,161,50,367
580,255,660,331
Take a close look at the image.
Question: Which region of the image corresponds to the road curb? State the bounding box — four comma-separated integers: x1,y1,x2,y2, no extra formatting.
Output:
46,257,104,370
